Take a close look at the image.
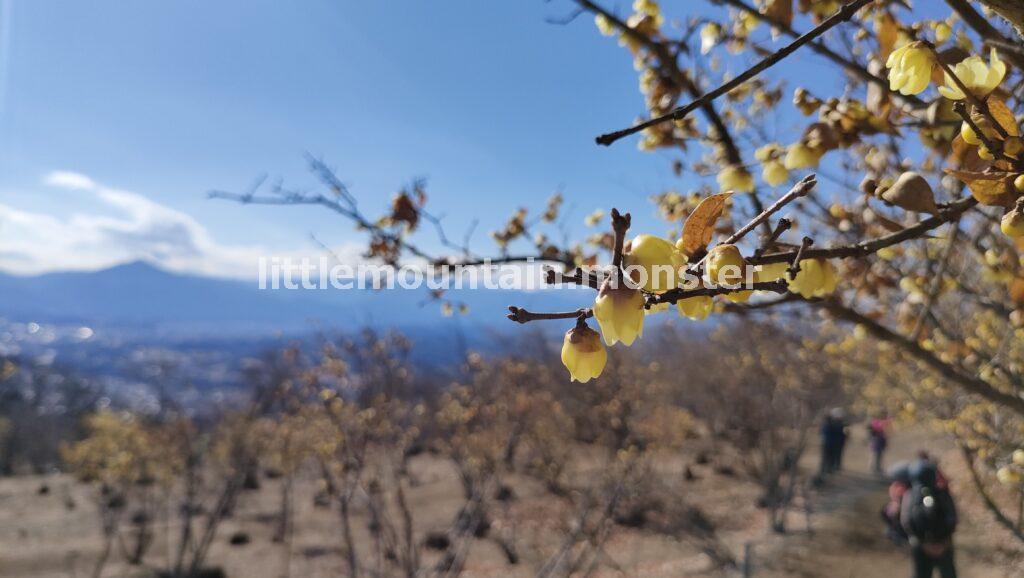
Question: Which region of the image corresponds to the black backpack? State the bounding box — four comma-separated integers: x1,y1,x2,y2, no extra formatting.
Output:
901,461,957,543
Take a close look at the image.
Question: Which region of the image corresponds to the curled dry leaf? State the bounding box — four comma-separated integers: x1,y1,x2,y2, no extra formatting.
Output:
880,172,939,214
946,169,1019,207
986,97,1019,138
680,192,732,257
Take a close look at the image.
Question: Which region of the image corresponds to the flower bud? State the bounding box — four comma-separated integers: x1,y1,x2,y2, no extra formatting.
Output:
593,278,645,346
1001,207,1024,238
706,244,748,286
997,465,1022,486
624,234,683,293
560,322,607,383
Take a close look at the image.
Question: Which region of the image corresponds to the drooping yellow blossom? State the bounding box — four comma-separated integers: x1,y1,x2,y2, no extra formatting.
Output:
787,258,838,298
594,278,645,346
937,48,1006,100
676,295,713,320
784,143,824,170
885,41,934,96
560,323,607,383
706,244,749,286
717,165,755,193
624,234,684,293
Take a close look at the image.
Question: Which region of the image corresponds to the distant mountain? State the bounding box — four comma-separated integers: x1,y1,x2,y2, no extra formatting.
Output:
0,261,590,337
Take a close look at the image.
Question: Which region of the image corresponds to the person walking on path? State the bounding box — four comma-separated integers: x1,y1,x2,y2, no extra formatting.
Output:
897,452,958,578
869,414,892,474
820,407,848,475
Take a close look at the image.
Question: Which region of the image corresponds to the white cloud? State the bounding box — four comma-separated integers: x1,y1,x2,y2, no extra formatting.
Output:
0,171,363,279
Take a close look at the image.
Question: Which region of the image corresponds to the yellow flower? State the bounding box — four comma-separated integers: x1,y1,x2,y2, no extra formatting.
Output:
594,279,645,346
997,465,1022,486
706,244,748,286
784,143,824,170
723,289,752,303
762,161,789,187
755,144,789,186
1001,208,1024,238
1014,449,1024,467
560,323,607,383
717,165,755,193
595,14,616,36
787,259,838,298
676,295,713,320
755,261,789,282
624,234,684,293
885,41,934,96
938,48,1006,100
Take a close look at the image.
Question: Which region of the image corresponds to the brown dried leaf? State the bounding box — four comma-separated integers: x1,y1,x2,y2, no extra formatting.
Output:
875,12,897,62
762,0,793,35
987,97,1019,137
681,193,731,256
945,169,1017,207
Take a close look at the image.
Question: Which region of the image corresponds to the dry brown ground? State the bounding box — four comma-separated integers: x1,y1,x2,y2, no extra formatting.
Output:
0,426,1020,578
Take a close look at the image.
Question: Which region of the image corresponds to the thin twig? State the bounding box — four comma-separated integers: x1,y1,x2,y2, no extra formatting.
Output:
723,175,817,246
506,307,592,324
596,0,874,146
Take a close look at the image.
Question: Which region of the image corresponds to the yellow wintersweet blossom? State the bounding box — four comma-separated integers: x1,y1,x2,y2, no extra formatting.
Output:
624,234,684,293
717,165,755,193
937,48,1006,100
1014,449,1024,467
560,323,607,383
594,279,645,346
755,143,789,186
787,259,838,298
784,143,824,170
885,41,934,96
676,295,713,320
706,244,748,286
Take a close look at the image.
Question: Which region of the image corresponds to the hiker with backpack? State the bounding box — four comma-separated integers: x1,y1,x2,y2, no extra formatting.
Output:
883,452,958,578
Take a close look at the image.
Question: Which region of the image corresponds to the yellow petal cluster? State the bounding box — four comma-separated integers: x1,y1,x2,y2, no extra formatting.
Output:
717,165,755,193
1001,208,1024,238
784,143,824,170
706,244,748,286
885,41,934,96
755,143,789,186
997,465,1022,486
938,48,1006,100
594,280,645,346
787,259,838,298
624,234,684,293
560,323,607,383
676,295,713,320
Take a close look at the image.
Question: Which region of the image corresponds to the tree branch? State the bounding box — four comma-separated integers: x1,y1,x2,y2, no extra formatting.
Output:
596,0,875,146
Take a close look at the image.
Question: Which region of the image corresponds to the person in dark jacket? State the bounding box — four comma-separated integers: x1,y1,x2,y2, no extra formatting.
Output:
899,452,957,578
820,407,848,475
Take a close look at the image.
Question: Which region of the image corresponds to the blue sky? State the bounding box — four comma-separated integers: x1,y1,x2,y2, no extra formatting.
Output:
0,0,945,278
